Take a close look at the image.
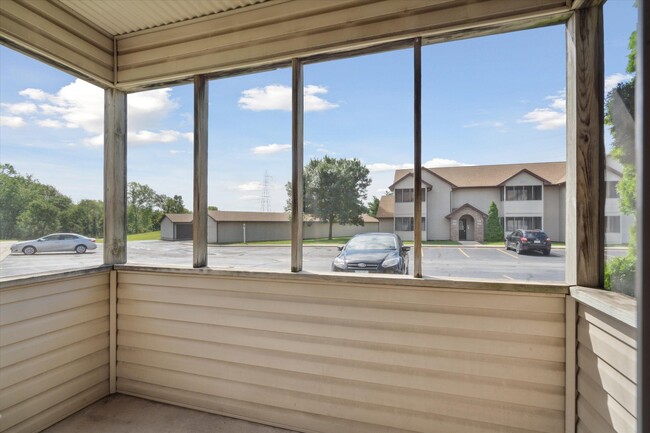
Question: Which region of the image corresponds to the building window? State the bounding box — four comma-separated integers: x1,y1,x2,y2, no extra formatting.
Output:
395,188,426,202
605,216,620,233
505,185,542,201
395,217,426,231
606,181,619,198
505,216,542,232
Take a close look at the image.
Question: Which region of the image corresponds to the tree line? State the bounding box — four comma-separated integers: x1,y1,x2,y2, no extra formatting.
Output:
0,164,188,240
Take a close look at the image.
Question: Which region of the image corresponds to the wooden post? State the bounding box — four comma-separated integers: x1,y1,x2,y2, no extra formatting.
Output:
291,58,304,272
104,88,127,265
638,1,648,430
193,76,208,267
413,38,423,278
565,6,605,287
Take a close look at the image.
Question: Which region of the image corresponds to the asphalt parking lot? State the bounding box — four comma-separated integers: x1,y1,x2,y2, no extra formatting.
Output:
0,240,629,282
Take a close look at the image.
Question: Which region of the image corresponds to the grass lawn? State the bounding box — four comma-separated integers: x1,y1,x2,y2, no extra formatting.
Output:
96,231,160,243
232,237,352,245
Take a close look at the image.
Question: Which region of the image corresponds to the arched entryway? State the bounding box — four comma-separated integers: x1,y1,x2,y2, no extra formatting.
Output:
458,214,475,241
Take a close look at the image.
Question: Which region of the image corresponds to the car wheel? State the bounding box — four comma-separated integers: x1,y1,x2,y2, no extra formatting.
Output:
75,245,87,254
543,249,551,256
23,246,36,255
515,242,522,255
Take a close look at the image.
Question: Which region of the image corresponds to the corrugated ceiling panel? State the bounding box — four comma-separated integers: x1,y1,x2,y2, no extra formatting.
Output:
57,0,270,36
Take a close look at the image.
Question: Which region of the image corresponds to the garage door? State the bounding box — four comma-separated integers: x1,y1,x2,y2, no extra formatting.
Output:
176,223,193,240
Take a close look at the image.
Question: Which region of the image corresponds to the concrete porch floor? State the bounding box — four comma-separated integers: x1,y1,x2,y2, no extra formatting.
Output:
43,394,298,433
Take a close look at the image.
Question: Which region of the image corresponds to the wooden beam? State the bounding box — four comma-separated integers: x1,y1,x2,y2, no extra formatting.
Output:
291,59,304,273
413,38,423,278
565,6,605,287
103,88,127,265
193,76,208,268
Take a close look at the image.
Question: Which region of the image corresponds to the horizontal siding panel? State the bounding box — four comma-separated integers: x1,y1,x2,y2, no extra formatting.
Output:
0,317,109,368
0,285,108,326
0,8,113,85
577,372,635,432
577,344,636,417
118,299,564,362
4,382,107,433
0,333,108,390
0,349,108,411
0,301,108,347
576,395,617,433
119,270,566,313
118,363,562,433
577,318,636,382
119,343,563,412
579,304,636,348
118,283,565,338
116,0,568,87
0,365,108,431
0,273,109,305
119,315,565,386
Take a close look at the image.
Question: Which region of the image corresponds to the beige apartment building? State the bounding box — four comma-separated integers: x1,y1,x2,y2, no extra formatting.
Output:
377,159,633,244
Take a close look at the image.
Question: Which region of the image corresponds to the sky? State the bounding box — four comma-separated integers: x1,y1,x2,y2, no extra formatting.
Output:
0,0,638,212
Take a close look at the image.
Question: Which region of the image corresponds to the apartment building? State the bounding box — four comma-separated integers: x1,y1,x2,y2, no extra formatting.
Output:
376,160,632,243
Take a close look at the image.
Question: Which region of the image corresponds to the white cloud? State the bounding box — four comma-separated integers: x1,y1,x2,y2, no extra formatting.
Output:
0,116,26,128
234,181,263,191
12,79,190,147
367,162,413,172
37,119,64,128
520,90,566,130
239,84,338,112
239,194,260,200
424,158,471,168
1,101,37,114
605,73,634,93
129,130,193,145
252,143,291,155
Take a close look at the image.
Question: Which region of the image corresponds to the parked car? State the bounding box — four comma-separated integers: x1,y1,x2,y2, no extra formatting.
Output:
505,229,551,255
332,232,410,274
10,233,97,255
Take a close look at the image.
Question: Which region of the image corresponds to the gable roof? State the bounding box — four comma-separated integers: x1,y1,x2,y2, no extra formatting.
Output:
376,195,395,219
393,161,566,188
163,213,193,223
445,203,488,219
387,173,433,191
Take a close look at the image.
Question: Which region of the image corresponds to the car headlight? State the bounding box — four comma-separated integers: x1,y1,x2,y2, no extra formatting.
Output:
382,257,400,268
333,256,346,269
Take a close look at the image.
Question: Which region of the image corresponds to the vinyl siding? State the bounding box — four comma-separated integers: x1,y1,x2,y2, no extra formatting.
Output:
116,269,566,433
0,270,111,433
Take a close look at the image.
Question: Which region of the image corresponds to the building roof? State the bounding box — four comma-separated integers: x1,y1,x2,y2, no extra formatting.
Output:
376,195,395,219
164,213,194,223
164,211,378,224
393,161,566,189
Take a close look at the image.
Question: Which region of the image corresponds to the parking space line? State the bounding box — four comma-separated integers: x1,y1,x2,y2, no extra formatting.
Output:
458,248,470,258
502,274,515,280
498,249,519,259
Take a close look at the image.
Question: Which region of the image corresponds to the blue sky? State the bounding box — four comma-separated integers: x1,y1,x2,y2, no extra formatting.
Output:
0,0,637,212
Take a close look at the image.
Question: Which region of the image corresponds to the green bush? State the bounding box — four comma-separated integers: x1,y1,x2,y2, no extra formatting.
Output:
604,254,636,297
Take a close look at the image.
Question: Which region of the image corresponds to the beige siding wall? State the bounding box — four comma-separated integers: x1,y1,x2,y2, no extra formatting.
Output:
0,0,113,87
304,222,379,239
575,302,637,433
425,174,453,240
160,218,174,241
116,270,566,433
451,188,500,215
543,186,562,242
0,270,111,433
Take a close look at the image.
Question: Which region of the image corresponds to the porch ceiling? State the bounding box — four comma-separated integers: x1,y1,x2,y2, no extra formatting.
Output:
0,0,585,91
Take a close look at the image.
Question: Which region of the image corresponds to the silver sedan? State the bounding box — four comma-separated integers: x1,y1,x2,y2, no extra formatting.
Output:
10,233,98,255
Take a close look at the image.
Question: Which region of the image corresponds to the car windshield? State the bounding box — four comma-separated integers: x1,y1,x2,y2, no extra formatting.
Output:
346,235,397,251
525,231,548,239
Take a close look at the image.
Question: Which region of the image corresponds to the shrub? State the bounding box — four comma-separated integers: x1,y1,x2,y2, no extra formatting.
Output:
604,254,636,297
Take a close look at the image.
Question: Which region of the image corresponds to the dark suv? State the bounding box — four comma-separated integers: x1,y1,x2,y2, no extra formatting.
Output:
505,229,551,255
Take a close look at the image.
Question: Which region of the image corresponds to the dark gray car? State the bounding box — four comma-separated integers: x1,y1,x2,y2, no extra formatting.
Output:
332,232,410,274
505,229,551,255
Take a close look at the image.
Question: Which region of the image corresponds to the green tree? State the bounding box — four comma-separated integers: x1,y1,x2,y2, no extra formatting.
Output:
485,201,504,242
604,18,637,292
61,199,104,238
159,194,189,214
127,182,158,234
286,156,371,239
367,196,380,218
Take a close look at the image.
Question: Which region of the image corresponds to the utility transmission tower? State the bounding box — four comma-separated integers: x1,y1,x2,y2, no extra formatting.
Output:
261,171,272,212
